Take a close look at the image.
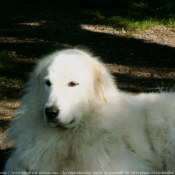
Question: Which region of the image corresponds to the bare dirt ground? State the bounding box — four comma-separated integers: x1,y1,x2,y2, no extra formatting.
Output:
0,4,175,171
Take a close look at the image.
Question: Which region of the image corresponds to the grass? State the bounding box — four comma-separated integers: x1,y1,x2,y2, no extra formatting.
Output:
0,0,175,31
108,16,175,30
0,76,24,86
83,9,175,30
81,0,175,30
107,16,158,30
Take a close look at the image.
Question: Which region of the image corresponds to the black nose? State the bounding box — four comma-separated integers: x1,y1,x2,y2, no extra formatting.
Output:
45,106,59,119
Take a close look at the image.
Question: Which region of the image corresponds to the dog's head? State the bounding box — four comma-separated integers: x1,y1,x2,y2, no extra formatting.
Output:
26,49,117,128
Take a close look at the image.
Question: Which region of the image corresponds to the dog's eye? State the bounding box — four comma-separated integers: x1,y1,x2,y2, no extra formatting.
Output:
68,81,79,87
45,80,52,86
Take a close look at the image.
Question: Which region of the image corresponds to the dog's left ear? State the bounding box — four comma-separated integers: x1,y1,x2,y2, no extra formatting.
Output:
94,58,117,103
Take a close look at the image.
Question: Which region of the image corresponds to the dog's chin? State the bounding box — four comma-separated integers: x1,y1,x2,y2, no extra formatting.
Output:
48,120,78,129
48,122,59,128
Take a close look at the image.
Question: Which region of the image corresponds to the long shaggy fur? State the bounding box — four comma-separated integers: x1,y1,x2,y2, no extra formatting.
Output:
4,49,175,174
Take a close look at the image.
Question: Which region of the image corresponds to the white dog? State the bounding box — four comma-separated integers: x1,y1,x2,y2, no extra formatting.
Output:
4,49,175,174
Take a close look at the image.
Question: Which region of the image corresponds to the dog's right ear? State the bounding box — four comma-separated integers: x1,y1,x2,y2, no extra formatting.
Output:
94,58,118,103
24,71,41,96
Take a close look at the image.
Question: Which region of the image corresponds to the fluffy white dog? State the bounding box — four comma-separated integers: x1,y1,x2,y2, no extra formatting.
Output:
3,49,175,175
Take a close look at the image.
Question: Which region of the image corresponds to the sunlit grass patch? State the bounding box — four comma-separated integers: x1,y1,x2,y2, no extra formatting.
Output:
159,17,175,27
107,16,159,30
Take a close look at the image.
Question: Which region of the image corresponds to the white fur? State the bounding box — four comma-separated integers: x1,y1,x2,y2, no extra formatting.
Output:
4,49,175,174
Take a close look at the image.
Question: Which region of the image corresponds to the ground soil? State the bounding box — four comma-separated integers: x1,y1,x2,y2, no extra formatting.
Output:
0,4,175,172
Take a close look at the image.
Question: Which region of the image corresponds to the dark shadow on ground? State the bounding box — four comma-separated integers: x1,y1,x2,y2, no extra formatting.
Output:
0,119,11,131
0,4,175,98
114,73,175,93
0,148,13,172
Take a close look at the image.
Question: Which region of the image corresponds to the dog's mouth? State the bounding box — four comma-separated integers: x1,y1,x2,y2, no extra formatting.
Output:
48,119,59,127
48,118,77,128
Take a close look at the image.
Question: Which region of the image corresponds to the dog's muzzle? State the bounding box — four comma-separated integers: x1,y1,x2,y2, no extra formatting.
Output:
45,106,76,128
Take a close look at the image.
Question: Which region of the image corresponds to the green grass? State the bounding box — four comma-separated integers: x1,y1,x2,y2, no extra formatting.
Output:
0,76,24,86
107,16,158,30
0,0,175,31
81,0,175,30
109,17,175,30
83,10,175,30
